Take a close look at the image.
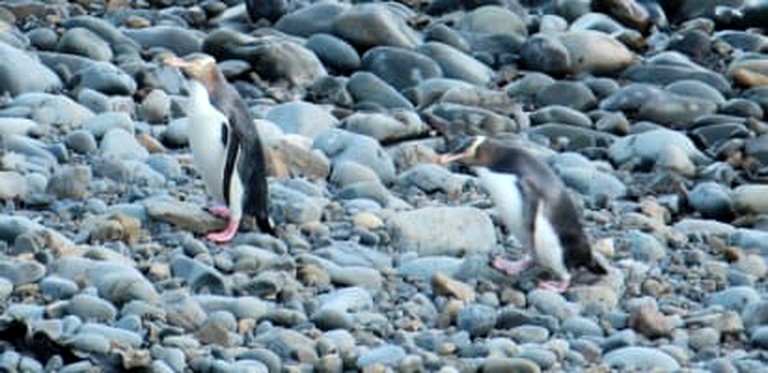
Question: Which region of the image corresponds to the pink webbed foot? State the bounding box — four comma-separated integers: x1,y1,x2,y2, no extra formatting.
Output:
538,279,569,293
207,219,240,243
492,255,534,276
207,205,231,219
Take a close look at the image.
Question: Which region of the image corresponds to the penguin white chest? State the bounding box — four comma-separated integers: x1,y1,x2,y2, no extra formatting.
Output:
475,167,569,280
475,168,526,240
186,81,229,203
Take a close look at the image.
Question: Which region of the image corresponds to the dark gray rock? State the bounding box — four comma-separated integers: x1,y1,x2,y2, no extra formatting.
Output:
332,4,421,50
347,71,415,110
361,46,442,90
306,33,360,74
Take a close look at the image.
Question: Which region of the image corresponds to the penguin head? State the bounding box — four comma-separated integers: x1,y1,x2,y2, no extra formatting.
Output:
164,53,218,81
438,136,489,166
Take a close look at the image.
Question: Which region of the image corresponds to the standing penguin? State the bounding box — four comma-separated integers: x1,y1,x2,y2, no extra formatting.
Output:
439,136,606,292
165,53,274,242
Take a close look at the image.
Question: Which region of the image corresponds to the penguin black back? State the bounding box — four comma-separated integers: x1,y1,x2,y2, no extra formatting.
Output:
166,53,275,236
209,82,275,235
441,136,606,275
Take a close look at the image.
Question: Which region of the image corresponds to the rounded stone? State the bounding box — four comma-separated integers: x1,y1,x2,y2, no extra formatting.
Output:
456,304,497,337
56,27,113,61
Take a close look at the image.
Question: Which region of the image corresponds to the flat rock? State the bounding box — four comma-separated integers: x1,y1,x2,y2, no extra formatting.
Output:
387,206,496,256
265,101,338,140
0,43,62,95
145,199,225,234
0,171,28,201
314,129,397,183
99,128,149,161
602,347,681,371
733,185,768,215
332,4,421,50
608,128,710,169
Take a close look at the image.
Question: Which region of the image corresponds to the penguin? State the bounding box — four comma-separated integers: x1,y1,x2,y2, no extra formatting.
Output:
165,53,275,242
438,136,606,292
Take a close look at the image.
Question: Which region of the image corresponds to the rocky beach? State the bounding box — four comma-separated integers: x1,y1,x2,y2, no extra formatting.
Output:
1,0,768,371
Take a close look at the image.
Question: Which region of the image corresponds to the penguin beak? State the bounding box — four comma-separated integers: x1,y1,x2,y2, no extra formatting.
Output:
437,152,469,165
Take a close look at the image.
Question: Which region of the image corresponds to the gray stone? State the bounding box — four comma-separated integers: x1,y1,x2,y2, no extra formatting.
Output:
396,256,463,280
689,182,734,220
306,33,361,73
625,230,666,263
123,26,204,56
342,111,427,143
151,346,187,373
602,347,680,371
517,346,558,370
40,276,79,301
361,46,442,90
387,207,496,256
93,158,165,187
138,89,171,124
56,27,112,61
673,218,736,237
314,129,397,183
535,81,597,111
0,261,46,285
275,2,349,37
0,278,12,304
562,316,604,337
46,165,91,200
65,130,98,154
733,185,768,215
87,262,160,304
396,163,465,195
528,289,577,321
508,325,550,343
0,43,62,95
162,118,189,147
456,304,497,337
78,323,143,348
347,71,414,110
356,345,406,369
253,328,318,363
203,30,326,88
265,101,338,140
332,4,421,50
171,254,229,295
0,171,28,201
0,118,38,136
73,61,137,96
68,332,111,354
195,295,270,321
163,291,207,331
9,93,94,129
269,182,325,224
99,128,149,161
418,41,494,85
608,129,710,170
530,105,592,127
330,161,381,187
337,181,391,206
483,357,541,373
319,286,373,313
66,294,118,323
707,286,761,312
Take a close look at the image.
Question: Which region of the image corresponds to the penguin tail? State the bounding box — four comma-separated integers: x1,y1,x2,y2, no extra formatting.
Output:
257,216,277,236
585,256,608,275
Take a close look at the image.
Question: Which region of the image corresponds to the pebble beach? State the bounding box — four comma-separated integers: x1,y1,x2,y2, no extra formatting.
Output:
1,0,768,371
